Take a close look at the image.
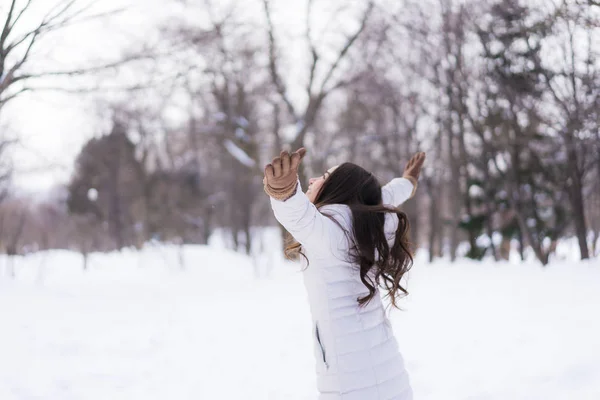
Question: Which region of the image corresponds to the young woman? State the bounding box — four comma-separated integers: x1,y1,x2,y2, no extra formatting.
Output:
263,148,425,400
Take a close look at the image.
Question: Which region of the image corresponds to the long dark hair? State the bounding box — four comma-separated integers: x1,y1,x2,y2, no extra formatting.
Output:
285,162,413,309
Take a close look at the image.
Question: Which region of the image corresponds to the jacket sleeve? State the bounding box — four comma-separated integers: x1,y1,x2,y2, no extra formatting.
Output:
269,180,343,253
381,177,415,243
381,177,415,207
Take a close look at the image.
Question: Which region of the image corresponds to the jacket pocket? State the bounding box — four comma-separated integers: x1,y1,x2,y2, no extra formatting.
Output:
315,323,329,369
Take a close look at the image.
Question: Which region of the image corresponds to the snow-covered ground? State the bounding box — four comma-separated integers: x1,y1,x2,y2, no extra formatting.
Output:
1,231,599,400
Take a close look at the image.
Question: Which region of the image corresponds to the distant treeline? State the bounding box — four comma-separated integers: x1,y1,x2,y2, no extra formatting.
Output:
1,0,599,265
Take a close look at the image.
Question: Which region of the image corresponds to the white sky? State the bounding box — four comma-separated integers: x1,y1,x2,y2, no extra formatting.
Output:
3,0,374,195
2,0,169,194
8,0,593,195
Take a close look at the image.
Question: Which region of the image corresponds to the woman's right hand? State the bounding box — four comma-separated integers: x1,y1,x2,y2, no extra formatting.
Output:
263,148,306,201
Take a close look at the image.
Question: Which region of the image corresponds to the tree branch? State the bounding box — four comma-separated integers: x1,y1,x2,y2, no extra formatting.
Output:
306,0,319,97
262,0,297,120
0,0,18,55
0,0,128,108
0,86,32,108
8,0,34,32
318,1,374,96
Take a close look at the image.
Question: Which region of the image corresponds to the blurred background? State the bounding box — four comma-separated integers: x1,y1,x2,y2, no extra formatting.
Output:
0,0,599,265
1,1,600,399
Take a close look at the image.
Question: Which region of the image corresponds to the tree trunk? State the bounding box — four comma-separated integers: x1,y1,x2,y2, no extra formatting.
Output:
570,187,590,260
499,237,511,261
424,178,439,263
178,242,186,270
483,198,498,261
82,251,89,271
513,209,548,265
428,193,438,263
567,174,590,260
403,200,419,250
562,129,589,259
244,225,252,255
446,126,461,262
517,226,525,261
448,194,460,261
232,228,240,251
201,209,212,245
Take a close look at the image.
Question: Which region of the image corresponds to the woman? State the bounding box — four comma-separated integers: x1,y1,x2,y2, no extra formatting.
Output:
264,148,425,400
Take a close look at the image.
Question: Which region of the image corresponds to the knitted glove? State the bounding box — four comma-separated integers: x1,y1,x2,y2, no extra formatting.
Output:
402,152,426,197
264,148,307,201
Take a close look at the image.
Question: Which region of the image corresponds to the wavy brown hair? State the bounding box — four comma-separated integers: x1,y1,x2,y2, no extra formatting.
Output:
285,162,413,309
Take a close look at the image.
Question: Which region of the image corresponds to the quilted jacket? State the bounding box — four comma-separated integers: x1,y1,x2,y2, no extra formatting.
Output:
270,177,414,400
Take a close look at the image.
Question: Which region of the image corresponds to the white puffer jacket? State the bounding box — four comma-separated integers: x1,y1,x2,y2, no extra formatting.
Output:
270,177,415,400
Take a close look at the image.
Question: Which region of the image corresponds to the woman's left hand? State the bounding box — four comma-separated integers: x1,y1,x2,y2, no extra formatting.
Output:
402,152,426,184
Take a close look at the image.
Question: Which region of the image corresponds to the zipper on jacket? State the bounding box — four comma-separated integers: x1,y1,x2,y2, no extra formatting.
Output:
315,323,329,369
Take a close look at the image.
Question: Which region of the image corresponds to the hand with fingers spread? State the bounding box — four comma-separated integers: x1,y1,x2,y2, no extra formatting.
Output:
402,152,426,197
264,148,307,201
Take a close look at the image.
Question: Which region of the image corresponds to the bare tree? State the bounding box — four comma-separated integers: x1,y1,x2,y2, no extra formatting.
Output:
381,0,475,261
160,1,296,254
0,0,136,109
527,0,600,260
0,198,28,277
262,0,374,176
0,132,14,202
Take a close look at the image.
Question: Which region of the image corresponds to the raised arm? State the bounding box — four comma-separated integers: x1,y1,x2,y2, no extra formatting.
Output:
269,180,343,251
381,177,416,207
382,152,426,206
382,152,426,240
264,148,343,253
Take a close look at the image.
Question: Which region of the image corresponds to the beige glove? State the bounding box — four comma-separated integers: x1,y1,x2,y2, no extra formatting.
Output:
402,152,426,197
264,148,307,201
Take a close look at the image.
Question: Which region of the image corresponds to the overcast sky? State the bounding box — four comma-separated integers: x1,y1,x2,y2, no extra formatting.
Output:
3,0,167,194
5,0,346,194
